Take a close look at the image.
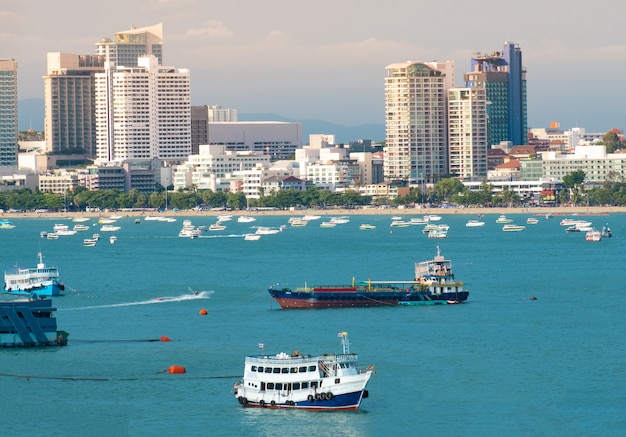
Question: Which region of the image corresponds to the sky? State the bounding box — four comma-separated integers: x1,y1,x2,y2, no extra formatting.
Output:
1,0,625,132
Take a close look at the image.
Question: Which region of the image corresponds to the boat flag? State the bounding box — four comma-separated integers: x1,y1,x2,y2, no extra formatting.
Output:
258,343,264,349
337,331,347,338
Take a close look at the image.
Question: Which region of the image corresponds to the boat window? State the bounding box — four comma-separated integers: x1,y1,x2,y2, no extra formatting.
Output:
335,378,340,384
251,366,257,372
308,365,316,372
273,367,281,374
265,367,272,373
290,367,298,373
293,383,300,390
257,366,264,372
275,383,283,390
299,366,307,372
311,381,318,388
281,368,289,374
267,383,274,390
301,382,308,389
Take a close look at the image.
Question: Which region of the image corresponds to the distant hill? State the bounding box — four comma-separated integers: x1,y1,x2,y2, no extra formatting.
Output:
238,113,384,144
17,100,385,143
18,99,45,131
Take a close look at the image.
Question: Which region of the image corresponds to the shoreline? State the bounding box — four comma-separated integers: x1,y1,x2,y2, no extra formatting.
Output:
1,206,624,219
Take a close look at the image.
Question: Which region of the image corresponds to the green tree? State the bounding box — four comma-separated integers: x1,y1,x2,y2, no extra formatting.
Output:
599,130,621,153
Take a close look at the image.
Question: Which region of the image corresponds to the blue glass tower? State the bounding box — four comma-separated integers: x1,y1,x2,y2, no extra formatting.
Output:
465,42,527,146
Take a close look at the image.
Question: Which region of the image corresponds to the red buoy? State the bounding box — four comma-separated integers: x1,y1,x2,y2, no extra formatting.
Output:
160,336,172,342
169,365,186,374
199,308,208,316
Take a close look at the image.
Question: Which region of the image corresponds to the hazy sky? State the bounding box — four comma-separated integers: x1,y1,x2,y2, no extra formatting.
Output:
2,0,624,131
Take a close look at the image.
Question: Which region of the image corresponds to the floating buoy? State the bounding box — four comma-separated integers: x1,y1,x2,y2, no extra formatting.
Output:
199,308,208,316
168,365,186,374
160,336,172,342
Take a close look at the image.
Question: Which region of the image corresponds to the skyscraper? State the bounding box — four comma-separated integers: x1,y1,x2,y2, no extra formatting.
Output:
43,53,104,157
384,61,453,186
94,56,191,163
465,42,527,146
0,58,18,167
95,23,163,67
448,87,488,181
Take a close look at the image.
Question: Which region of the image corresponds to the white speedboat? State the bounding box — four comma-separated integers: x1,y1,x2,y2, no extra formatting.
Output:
232,332,373,410
238,216,256,223
244,234,261,241
465,220,485,227
502,224,525,232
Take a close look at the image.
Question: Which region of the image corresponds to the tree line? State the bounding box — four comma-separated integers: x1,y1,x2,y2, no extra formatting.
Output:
2,171,626,212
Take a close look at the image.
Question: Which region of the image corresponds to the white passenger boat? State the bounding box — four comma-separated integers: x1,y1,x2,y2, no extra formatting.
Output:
233,332,373,410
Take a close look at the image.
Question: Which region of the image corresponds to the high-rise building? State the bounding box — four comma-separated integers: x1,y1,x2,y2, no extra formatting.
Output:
448,87,488,181
465,42,527,146
208,105,237,122
94,56,191,163
191,106,209,155
96,23,163,67
43,53,104,157
0,58,18,167
384,61,453,186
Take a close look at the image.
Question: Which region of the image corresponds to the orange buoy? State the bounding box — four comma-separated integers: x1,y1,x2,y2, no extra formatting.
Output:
199,308,208,316
160,336,172,342
169,365,186,374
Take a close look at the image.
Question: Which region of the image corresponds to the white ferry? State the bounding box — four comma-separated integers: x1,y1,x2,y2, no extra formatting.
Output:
233,332,374,410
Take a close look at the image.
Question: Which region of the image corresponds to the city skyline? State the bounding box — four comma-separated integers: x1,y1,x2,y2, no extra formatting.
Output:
2,0,624,133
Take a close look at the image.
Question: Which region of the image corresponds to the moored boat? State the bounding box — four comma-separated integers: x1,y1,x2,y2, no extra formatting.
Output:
0,298,68,347
268,246,469,309
502,224,525,232
585,229,601,242
232,332,373,410
465,220,485,227
496,215,513,223
359,224,376,230
3,252,64,297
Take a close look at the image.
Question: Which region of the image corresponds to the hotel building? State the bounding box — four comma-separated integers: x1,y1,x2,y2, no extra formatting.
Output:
448,87,488,181
384,61,453,186
94,56,191,163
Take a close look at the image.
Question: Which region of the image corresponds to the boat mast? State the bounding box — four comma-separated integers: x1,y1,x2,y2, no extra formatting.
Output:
339,331,349,354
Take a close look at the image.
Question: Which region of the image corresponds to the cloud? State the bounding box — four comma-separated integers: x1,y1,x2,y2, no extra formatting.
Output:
185,20,233,38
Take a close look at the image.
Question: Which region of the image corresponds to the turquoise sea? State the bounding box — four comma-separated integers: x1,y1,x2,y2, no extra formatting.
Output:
1,212,625,437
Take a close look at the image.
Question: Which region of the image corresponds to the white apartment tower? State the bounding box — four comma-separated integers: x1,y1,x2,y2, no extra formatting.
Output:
448,87,488,181
384,61,453,186
0,58,18,166
94,56,191,163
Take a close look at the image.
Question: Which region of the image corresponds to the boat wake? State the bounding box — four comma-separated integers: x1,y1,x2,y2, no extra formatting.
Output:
63,291,213,311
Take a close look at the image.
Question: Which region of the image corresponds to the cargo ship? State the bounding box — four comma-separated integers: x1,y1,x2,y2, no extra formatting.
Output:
268,246,469,309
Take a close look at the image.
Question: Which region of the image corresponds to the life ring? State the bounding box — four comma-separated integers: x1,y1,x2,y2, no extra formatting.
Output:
238,396,244,404
307,395,314,402
242,397,248,405
259,400,266,407
326,392,334,400
320,392,327,400
270,400,276,407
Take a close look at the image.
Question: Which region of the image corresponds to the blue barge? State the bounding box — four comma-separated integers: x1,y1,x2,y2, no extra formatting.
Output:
0,299,68,347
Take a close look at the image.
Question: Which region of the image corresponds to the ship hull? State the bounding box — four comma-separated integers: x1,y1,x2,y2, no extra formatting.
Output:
269,289,469,309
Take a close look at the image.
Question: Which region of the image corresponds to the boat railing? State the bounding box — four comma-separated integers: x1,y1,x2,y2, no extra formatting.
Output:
246,353,359,366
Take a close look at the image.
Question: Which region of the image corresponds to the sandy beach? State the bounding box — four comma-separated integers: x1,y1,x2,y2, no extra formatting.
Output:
2,205,625,220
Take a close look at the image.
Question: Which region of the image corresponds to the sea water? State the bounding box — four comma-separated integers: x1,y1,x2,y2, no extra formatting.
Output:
1,213,625,436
